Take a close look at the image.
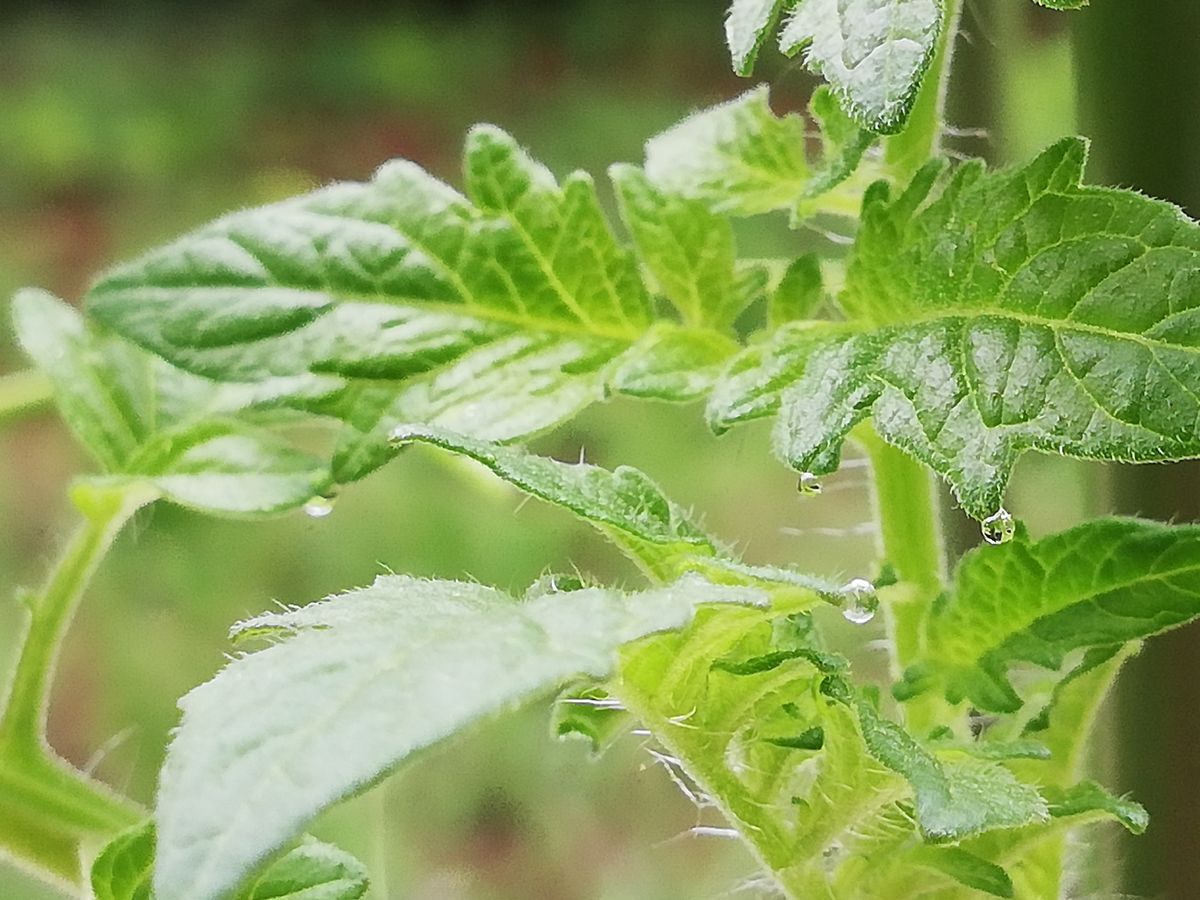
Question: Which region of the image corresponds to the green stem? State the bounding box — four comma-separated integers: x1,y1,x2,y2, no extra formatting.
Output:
0,369,53,426
884,0,964,182
0,480,154,886
857,427,945,692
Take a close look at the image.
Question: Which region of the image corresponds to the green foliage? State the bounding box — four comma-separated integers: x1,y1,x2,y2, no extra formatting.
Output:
913,519,1200,712
724,0,943,133
713,139,1200,519
4,3,1199,898
92,823,369,900
153,573,762,899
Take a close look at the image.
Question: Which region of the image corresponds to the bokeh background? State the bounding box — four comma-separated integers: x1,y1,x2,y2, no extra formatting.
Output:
1,1,1198,897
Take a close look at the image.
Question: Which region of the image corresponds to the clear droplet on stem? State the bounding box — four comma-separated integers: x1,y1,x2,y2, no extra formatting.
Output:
980,507,1015,545
840,577,877,625
797,472,823,495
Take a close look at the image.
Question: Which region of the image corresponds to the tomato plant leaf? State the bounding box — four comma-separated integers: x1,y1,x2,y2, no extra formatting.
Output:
14,289,154,472
124,421,332,517
919,519,1200,712
778,0,943,134
642,87,811,217
92,822,368,900
716,139,1200,518
725,0,794,76
909,846,1015,898
611,164,747,329
153,574,762,900
1042,781,1147,834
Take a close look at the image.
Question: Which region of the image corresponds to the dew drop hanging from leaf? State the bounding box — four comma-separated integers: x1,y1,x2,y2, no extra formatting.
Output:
303,494,336,519
981,508,1015,546
797,472,823,495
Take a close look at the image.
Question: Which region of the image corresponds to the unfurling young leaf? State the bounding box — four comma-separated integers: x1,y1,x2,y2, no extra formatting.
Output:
153,574,762,900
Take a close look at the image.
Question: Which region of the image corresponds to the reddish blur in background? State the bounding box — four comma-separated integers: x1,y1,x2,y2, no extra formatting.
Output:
1,2,1198,897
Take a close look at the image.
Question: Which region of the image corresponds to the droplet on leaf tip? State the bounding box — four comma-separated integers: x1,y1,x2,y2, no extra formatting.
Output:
797,472,822,495
980,507,1015,545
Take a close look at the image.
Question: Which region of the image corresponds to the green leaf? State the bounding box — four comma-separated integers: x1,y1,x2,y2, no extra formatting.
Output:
922,518,1200,712
769,255,824,326
716,139,1200,518
125,421,332,517
550,682,633,755
390,423,715,553
243,836,370,899
778,0,943,133
643,87,811,217
909,846,1014,898
823,676,1048,841
1042,781,1147,834
154,574,761,900
725,0,794,75
611,164,747,329
92,823,368,900
92,821,154,900
14,289,153,472
87,124,754,483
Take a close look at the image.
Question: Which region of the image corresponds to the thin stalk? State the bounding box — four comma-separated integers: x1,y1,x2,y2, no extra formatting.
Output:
0,369,53,425
0,481,154,886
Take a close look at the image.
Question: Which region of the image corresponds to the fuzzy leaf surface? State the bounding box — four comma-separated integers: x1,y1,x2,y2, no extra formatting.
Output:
643,87,811,216
713,139,1200,517
725,0,793,75
921,519,1200,712
778,0,942,133
154,574,760,900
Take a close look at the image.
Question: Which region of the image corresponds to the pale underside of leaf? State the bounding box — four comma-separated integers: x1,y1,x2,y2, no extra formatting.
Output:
778,0,943,134
153,574,760,900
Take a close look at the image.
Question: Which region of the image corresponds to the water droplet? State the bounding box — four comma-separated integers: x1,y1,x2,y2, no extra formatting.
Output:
303,495,335,519
840,577,877,625
797,472,823,495
980,507,1015,545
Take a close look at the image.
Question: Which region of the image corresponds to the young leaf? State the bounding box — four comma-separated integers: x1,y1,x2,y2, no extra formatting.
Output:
1041,781,1147,834
921,519,1200,712
611,164,747,329
778,0,944,134
725,0,794,75
642,87,811,216
909,846,1015,898
823,676,1048,840
13,289,153,472
124,421,332,517
715,139,1200,518
390,423,715,555
92,822,368,900
92,822,154,900
154,574,762,900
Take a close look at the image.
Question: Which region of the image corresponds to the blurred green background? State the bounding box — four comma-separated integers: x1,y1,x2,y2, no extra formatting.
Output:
1,1,1198,897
